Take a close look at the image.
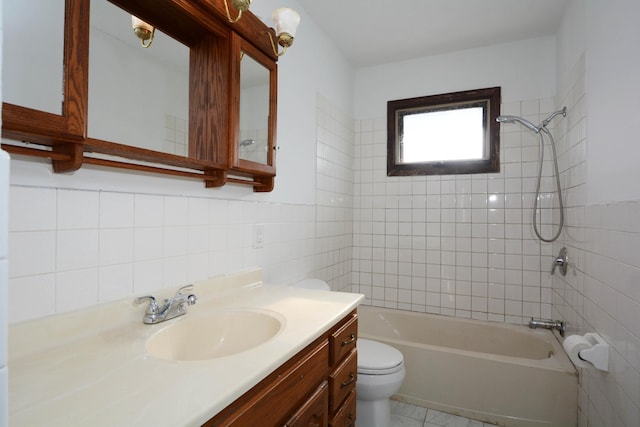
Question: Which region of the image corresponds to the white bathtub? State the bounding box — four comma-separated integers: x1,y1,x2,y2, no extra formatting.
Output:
358,306,577,427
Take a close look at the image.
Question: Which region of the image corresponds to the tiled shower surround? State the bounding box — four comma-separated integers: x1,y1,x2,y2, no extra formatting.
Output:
351,97,560,324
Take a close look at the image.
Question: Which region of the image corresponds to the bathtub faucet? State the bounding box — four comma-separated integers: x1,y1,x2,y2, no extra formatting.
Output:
528,317,566,337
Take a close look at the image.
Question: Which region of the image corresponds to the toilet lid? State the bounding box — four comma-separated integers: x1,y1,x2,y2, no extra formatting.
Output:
357,339,404,375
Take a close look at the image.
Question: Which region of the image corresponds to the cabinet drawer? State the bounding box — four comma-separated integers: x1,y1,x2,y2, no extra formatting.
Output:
329,314,357,366
329,390,356,427
329,349,357,414
285,381,329,427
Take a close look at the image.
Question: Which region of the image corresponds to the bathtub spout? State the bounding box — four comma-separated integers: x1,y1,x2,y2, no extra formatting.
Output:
529,318,566,337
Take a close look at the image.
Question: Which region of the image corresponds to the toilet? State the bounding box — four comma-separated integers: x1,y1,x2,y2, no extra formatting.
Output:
292,279,406,427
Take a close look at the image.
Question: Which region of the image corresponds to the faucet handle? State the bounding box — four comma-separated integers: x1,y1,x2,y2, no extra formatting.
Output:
177,284,194,295
551,247,568,276
177,284,198,305
135,295,159,315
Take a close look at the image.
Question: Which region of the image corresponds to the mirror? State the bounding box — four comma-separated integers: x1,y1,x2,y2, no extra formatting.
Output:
229,32,277,180
88,0,189,155
387,87,501,176
238,53,271,165
3,0,66,115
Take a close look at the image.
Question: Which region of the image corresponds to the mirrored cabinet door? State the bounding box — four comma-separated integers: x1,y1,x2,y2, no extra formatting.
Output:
229,32,277,181
2,0,89,148
4,0,66,115
238,53,270,165
88,0,190,157
88,0,189,156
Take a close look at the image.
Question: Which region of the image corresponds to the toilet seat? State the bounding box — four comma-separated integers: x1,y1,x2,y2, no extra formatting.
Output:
357,338,404,375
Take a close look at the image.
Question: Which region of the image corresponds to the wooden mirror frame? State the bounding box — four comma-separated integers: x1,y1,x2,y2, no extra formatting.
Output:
1,0,280,191
2,0,89,173
228,32,277,192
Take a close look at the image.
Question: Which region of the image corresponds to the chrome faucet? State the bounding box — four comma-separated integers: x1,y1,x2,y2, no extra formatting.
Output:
529,317,566,337
135,285,198,324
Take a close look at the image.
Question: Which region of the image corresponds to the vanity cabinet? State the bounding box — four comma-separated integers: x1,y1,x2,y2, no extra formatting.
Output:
205,310,358,427
1,0,279,191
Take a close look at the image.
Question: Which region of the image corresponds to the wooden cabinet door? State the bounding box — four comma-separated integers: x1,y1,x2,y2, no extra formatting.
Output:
204,341,328,427
285,382,328,427
329,390,356,427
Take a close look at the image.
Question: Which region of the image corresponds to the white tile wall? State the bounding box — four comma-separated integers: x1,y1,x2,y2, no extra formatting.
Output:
314,95,355,290
6,93,351,321
553,54,640,427
8,189,317,323
351,97,561,324
163,114,187,157
554,200,640,427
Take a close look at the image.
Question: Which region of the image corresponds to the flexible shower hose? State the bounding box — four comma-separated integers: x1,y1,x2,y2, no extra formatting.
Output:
532,127,564,242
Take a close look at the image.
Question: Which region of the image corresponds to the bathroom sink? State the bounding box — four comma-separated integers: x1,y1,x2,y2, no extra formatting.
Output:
145,310,283,361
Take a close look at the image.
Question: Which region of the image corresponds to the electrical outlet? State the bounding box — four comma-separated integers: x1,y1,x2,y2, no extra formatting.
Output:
253,224,265,248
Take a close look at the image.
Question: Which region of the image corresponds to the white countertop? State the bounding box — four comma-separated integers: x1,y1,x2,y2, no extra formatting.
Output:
8,269,364,427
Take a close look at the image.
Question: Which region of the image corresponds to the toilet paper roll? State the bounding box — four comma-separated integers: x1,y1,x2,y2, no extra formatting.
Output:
562,335,591,368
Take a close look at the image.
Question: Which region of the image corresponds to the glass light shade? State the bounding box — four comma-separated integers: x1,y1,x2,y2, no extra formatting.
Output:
131,15,154,33
272,8,300,37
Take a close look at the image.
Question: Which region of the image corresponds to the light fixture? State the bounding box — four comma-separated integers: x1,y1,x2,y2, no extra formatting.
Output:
131,15,155,48
267,8,300,57
223,0,252,23
221,1,300,57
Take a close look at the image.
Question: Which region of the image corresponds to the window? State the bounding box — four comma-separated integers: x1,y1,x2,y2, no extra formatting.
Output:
387,87,501,176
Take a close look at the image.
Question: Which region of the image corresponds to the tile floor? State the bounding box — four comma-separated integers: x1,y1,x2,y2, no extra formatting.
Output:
390,400,498,427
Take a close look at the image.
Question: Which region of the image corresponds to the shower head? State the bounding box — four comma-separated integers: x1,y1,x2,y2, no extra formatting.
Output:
496,115,540,133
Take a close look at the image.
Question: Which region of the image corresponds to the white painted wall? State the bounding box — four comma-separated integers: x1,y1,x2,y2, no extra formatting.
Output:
0,1,8,425
555,0,585,97
354,36,557,120
250,0,355,204
585,0,640,205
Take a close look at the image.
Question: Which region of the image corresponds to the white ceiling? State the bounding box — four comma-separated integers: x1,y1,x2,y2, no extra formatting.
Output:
297,0,570,67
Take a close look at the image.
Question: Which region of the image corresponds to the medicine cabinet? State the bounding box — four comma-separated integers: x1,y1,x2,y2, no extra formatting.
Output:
1,0,280,191
229,33,277,191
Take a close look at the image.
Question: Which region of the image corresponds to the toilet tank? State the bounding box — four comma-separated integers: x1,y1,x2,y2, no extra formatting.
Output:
291,279,330,291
